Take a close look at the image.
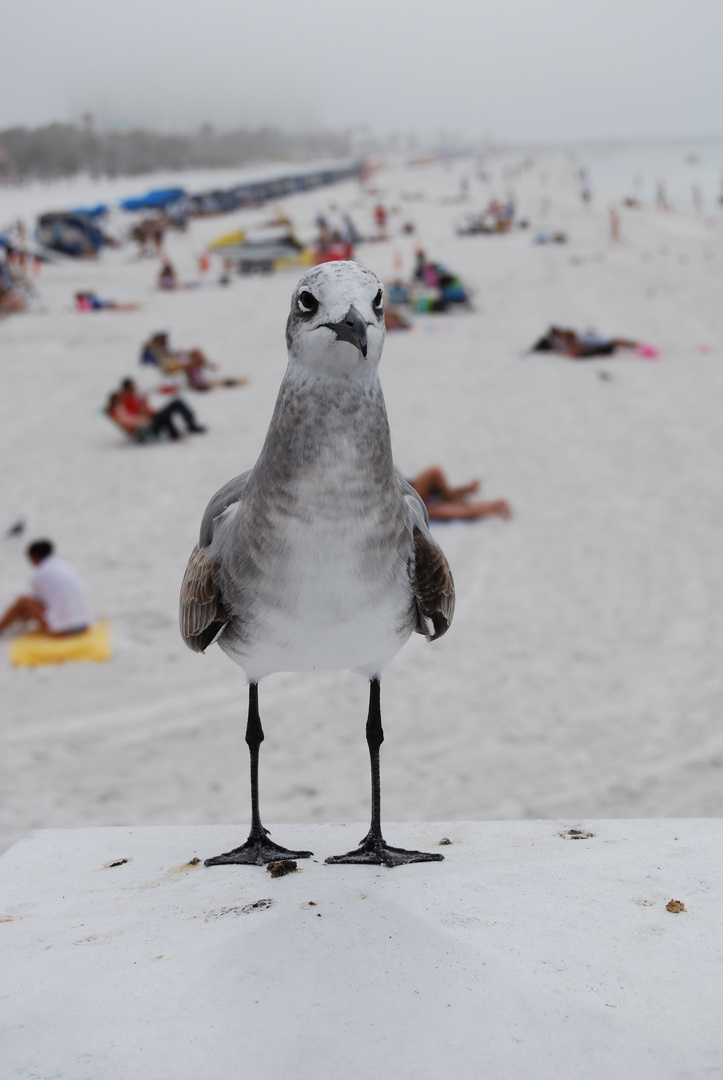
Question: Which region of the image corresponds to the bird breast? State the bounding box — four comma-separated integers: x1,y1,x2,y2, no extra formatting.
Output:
219,381,416,675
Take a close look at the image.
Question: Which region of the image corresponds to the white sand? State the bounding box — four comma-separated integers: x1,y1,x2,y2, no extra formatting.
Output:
1,149,722,853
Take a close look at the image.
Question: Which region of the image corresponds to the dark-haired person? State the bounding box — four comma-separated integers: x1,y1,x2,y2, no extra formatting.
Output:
140,332,215,389
107,378,207,440
0,540,92,637
409,466,512,522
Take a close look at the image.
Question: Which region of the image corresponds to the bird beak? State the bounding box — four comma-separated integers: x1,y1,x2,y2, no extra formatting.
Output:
323,305,368,358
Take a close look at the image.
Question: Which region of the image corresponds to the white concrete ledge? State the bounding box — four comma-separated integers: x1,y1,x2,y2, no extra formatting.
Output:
1,820,721,1079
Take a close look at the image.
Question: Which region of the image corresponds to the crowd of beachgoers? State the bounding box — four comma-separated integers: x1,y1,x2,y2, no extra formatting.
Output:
1,144,722,852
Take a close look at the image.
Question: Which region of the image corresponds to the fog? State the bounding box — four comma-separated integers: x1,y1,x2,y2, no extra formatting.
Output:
3,0,723,143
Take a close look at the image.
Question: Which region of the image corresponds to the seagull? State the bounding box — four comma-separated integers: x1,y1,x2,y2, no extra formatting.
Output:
180,261,454,867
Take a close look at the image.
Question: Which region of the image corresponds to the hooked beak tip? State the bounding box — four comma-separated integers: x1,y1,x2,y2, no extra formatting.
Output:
323,304,369,359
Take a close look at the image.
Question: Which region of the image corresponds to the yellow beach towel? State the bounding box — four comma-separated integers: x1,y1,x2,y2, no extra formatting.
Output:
8,620,112,668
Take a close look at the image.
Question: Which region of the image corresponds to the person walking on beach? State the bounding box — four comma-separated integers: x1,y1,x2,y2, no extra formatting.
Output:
0,540,92,637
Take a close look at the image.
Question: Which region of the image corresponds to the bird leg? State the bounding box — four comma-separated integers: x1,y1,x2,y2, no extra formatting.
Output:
326,678,444,868
205,682,314,866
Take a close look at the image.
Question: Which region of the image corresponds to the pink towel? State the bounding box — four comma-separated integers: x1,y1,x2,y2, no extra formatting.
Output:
635,343,660,359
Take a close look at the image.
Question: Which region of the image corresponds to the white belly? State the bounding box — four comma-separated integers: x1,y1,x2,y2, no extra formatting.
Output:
221,513,415,679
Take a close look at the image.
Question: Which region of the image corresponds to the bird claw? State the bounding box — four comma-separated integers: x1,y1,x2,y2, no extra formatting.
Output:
205,835,313,867
325,834,444,868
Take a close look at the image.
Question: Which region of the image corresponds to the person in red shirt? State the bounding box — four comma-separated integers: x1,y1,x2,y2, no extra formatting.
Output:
108,379,207,441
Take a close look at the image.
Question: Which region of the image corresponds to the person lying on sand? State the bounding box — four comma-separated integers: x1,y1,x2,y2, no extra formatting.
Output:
532,326,658,359
0,539,92,638
75,291,139,312
107,378,207,442
409,466,512,522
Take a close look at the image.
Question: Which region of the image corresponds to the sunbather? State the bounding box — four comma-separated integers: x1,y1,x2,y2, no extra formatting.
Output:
409,466,512,522
75,291,139,312
531,327,656,359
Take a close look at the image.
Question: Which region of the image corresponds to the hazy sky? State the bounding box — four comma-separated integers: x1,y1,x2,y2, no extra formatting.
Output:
3,0,722,143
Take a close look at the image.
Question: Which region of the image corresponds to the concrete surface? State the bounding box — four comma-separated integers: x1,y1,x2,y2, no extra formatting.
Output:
1,819,721,1079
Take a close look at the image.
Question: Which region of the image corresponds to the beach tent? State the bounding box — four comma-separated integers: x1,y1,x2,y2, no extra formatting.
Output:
71,204,108,218
35,212,106,257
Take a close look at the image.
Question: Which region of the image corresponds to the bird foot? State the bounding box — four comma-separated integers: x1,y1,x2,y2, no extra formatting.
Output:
204,833,313,867
325,833,444,868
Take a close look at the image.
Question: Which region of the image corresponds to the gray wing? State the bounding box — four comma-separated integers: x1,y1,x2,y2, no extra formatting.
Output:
396,472,455,641
198,470,252,547
179,471,251,653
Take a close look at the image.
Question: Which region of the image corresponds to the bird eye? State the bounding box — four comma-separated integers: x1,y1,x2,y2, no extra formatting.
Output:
297,289,318,315
373,288,383,311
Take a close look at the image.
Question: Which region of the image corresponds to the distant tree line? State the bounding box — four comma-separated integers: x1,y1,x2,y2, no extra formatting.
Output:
0,121,356,182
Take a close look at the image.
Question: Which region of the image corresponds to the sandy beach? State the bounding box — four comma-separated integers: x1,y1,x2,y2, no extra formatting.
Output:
2,146,722,854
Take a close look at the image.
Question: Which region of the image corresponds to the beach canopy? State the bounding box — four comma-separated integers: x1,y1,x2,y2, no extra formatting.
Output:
71,204,108,218
120,187,187,211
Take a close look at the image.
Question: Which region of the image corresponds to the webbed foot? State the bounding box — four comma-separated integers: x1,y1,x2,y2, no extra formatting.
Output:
325,832,444,868
205,831,313,867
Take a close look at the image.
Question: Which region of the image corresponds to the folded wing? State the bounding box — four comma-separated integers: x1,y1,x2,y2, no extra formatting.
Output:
396,473,455,641
179,471,250,653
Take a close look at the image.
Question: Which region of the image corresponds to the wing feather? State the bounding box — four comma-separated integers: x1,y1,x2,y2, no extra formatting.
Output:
395,472,455,640
180,471,253,653
411,527,455,639
179,545,229,653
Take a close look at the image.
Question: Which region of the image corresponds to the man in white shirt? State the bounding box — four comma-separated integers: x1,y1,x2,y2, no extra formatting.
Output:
0,540,92,637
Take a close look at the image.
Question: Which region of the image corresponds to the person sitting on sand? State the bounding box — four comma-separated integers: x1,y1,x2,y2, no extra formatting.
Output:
409,466,512,522
411,247,470,307
0,540,92,638
140,332,248,390
107,378,207,441
531,326,654,359
158,261,178,290
140,332,216,389
75,291,139,312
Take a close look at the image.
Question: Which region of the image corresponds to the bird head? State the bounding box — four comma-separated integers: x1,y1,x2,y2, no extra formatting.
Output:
286,261,385,375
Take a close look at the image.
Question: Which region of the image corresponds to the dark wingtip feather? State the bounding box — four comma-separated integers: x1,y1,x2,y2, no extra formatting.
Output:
185,621,227,654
